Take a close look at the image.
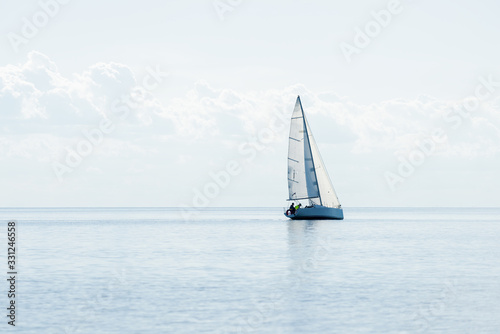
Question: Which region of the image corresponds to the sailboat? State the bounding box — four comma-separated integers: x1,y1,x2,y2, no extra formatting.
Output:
284,96,344,220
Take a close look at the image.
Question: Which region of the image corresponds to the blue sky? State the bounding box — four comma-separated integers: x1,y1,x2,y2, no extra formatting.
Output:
1,0,499,207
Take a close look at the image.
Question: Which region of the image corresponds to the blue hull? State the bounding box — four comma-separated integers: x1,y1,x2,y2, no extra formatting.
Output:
284,206,344,220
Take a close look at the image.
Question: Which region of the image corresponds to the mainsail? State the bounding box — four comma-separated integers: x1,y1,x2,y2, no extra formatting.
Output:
287,96,341,208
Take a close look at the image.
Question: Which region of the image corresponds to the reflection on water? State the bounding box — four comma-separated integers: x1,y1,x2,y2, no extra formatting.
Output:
284,220,345,332
287,220,320,273
286,219,348,287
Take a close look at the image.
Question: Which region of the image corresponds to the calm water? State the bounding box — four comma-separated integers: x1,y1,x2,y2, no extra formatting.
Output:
1,207,500,333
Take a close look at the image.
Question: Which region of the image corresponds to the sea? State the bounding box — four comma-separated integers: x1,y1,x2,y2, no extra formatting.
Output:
0,207,499,333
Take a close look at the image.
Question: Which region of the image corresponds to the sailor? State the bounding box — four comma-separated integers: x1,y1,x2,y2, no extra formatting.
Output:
295,203,302,211
289,203,296,214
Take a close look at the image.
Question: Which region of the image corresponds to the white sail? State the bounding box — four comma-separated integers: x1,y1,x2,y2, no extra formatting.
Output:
305,118,341,208
287,96,341,208
287,97,320,201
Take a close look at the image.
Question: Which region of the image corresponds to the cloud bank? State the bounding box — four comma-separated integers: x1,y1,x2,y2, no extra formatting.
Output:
1,51,499,186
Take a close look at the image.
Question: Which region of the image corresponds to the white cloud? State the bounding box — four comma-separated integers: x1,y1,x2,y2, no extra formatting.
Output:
1,51,499,168
0,51,172,161
163,82,500,159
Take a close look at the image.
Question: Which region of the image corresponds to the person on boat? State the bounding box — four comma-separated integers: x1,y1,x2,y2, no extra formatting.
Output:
295,203,302,211
289,203,296,215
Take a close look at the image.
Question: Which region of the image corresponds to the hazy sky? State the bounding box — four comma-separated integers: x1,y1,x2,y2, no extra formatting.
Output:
1,0,499,207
